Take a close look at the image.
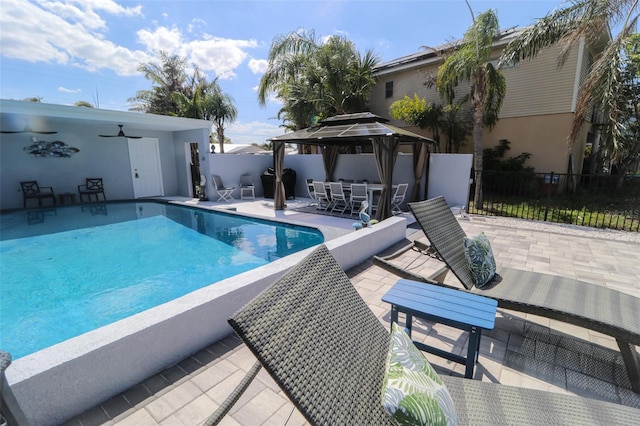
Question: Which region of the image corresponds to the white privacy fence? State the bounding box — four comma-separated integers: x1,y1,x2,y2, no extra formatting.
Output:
207,152,472,210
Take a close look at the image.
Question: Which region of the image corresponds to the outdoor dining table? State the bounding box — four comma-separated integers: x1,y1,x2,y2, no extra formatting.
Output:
323,182,394,215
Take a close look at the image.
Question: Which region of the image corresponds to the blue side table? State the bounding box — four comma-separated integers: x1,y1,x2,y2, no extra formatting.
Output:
382,279,497,379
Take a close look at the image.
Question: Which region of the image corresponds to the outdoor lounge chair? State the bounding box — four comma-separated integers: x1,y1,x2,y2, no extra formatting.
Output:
372,195,640,394
204,245,640,425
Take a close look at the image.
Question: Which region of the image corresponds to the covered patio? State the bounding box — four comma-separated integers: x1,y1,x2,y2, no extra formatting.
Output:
268,113,436,221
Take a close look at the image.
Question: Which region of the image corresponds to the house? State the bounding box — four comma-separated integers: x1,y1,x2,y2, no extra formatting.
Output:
0,99,211,210
369,27,610,175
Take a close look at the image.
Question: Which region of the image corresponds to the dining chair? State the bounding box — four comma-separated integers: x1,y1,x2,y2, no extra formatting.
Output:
329,182,348,214
391,183,409,214
312,181,331,211
349,183,368,215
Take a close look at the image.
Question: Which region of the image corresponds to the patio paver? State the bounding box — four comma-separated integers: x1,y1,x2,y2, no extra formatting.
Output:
59,198,640,425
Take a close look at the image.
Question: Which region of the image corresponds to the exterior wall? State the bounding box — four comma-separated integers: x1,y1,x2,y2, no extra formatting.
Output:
499,44,579,117
370,42,590,173
480,113,576,173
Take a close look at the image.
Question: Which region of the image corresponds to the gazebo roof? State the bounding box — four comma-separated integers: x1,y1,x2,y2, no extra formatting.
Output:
268,112,435,146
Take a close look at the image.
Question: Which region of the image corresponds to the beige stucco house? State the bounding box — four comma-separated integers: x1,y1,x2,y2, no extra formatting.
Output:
369,27,610,174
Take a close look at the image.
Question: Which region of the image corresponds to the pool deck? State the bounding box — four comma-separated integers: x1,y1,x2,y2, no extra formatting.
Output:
56,197,640,425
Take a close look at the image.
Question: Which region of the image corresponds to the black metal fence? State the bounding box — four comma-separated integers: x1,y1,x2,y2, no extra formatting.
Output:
467,171,640,232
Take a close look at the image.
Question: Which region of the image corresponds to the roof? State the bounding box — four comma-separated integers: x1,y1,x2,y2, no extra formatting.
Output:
0,99,212,133
374,26,522,76
269,112,435,146
223,144,269,154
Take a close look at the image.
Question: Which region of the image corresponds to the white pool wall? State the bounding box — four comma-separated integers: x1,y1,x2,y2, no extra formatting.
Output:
3,216,406,426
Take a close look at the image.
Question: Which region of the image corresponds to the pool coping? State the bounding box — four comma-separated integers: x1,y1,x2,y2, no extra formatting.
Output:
3,209,406,425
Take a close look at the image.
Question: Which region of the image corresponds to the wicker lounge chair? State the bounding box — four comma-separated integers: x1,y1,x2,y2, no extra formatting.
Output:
204,245,640,425
372,196,640,394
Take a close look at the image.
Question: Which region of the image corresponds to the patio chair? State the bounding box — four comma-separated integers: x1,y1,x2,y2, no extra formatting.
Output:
372,196,640,393
305,178,319,208
349,183,368,215
391,182,408,214
211,175,235,202
78,178,106,202
312,181,331,211
20,181,56,208
328,182,348,214
239,175,255,200
203,245,640,425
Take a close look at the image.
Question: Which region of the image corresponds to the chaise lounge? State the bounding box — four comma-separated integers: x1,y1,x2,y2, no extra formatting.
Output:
204,245,640,425
372,196,640,394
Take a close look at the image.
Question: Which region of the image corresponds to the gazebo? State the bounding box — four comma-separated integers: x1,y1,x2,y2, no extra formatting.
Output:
268,113,437,220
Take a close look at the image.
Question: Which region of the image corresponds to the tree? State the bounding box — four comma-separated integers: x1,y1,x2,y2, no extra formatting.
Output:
128,51,194,115
203,83,237,154
436,6,506,205
258,29,379,131
499,0,639,179
389,94,472,153
74,101,94,108
602,33,640,188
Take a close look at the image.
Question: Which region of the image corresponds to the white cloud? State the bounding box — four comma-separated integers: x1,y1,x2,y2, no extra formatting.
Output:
248,58,268,74
186,36,258,79
58,86,81,93
225,120,283,145
188,18,206,33
0,1,258,81
37,0,142,30
0,0,150,76
137,26,184,54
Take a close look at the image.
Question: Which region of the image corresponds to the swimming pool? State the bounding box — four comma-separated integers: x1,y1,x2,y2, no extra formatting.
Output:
2,204,407,426
0,201,323,359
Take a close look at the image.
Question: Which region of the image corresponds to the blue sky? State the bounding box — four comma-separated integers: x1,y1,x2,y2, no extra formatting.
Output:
1,0,561,144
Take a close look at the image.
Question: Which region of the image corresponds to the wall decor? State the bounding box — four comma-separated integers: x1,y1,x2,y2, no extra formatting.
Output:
25,140,79,157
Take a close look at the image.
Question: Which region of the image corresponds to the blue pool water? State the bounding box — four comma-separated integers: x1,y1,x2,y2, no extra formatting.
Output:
0,202,323,359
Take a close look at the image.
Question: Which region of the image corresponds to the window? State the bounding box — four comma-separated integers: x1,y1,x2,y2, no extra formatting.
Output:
385,81,393,98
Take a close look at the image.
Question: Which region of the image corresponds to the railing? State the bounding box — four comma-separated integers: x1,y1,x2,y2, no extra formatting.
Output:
467,171,640,232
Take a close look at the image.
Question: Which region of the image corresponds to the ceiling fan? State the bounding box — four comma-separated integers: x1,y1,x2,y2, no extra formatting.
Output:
0,124,57,135
99,124,142,139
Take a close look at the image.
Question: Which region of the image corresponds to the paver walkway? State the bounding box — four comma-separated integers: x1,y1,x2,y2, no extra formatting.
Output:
64,204,640,425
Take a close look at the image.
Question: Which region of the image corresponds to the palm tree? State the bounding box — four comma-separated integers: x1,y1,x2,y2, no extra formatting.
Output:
129,51,189,115
436,7,506,206
258,29,379,130
499,0,639,179
203,82,237,154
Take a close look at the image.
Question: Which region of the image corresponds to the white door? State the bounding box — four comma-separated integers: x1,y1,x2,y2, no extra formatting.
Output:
128,138,164,198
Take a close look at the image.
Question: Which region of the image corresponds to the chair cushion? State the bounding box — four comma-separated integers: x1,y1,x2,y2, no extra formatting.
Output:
463,232,496,288
382,322,458,426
